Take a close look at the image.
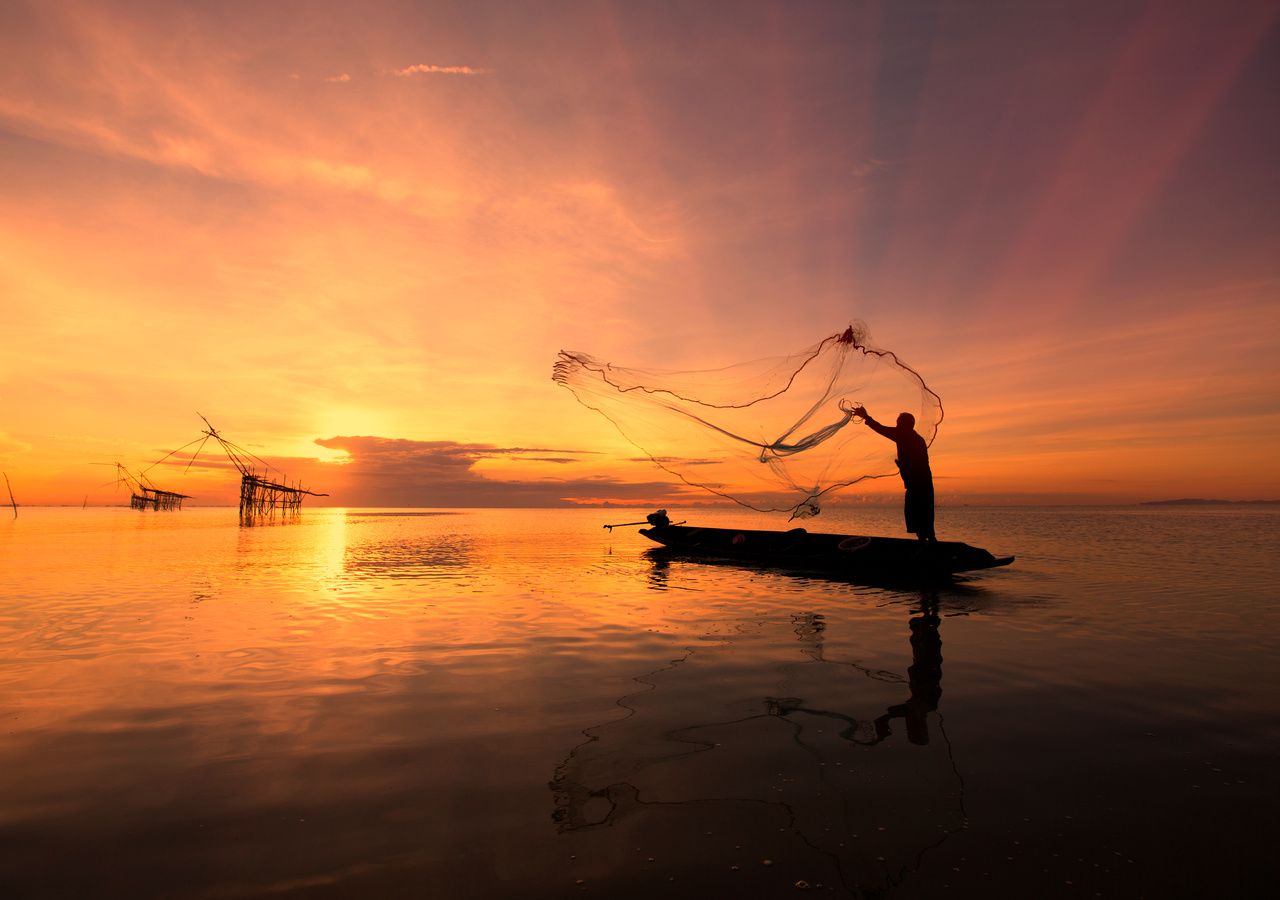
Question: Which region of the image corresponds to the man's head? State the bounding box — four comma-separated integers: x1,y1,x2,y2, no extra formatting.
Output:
897,412,916,430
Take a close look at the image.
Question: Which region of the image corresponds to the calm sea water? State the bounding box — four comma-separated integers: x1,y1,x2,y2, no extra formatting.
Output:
2,505,1277,898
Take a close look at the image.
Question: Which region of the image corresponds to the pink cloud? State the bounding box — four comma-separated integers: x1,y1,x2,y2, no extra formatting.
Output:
393,63,493,76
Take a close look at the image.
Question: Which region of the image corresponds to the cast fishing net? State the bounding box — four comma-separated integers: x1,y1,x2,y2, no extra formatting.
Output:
552,323,942,518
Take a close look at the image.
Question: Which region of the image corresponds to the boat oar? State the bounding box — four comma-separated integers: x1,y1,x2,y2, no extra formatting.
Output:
603,519,649,531
604,518,685,531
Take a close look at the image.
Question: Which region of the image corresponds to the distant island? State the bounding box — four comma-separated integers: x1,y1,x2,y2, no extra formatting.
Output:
1141,498,1280,506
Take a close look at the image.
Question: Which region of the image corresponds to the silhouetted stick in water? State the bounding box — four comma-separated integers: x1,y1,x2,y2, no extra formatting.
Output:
3,472,16,519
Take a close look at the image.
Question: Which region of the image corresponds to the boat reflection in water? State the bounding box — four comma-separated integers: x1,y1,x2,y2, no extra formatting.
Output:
551,564,967,896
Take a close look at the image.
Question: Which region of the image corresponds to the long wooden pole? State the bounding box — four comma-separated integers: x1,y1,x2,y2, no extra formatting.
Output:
3,472,16,519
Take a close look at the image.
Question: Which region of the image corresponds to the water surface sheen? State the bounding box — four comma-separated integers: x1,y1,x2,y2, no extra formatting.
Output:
2,506,1277,898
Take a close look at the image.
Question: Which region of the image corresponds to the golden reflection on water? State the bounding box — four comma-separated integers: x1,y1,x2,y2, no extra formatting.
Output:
1,506,1277,898
317,506,350,586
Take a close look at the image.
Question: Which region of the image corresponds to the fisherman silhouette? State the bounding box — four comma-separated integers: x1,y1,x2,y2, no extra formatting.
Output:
853,406,936,542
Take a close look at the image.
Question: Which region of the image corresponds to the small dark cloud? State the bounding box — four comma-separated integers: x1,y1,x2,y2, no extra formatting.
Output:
311,436,690,507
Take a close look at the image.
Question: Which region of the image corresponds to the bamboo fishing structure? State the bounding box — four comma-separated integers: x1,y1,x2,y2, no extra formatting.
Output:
130,486,190,511
189,415,327,526
112,464,191,511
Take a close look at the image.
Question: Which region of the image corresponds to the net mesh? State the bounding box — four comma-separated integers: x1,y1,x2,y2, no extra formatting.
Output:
553,323,942,518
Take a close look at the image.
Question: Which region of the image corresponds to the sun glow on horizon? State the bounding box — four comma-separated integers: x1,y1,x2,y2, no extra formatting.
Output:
1,1,1277,508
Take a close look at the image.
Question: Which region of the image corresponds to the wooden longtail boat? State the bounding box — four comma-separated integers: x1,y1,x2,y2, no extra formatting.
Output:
638,522,1014,580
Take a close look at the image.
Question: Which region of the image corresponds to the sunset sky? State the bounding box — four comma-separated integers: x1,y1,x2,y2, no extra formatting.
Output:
2,0,1278,508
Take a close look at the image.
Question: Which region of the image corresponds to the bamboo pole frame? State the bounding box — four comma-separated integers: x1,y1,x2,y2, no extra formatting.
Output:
191,416,327,526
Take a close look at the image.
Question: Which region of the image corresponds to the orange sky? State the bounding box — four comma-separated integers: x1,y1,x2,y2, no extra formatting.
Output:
2,0,1278,508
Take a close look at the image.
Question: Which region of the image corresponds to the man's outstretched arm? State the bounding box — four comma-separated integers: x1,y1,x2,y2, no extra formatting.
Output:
853,406,896,440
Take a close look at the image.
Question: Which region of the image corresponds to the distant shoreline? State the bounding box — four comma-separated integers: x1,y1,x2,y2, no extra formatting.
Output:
1140,498,1280,506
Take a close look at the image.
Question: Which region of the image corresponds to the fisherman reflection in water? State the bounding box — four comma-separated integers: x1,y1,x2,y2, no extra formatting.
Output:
874,607,943,745
766,603,944,746
853,406,936,542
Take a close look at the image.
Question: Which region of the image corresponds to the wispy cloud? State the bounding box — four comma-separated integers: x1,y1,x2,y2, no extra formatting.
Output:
324,73,351,83
630,456,720,466
394,63,492,77
850,157,894,178
0,432,32,456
